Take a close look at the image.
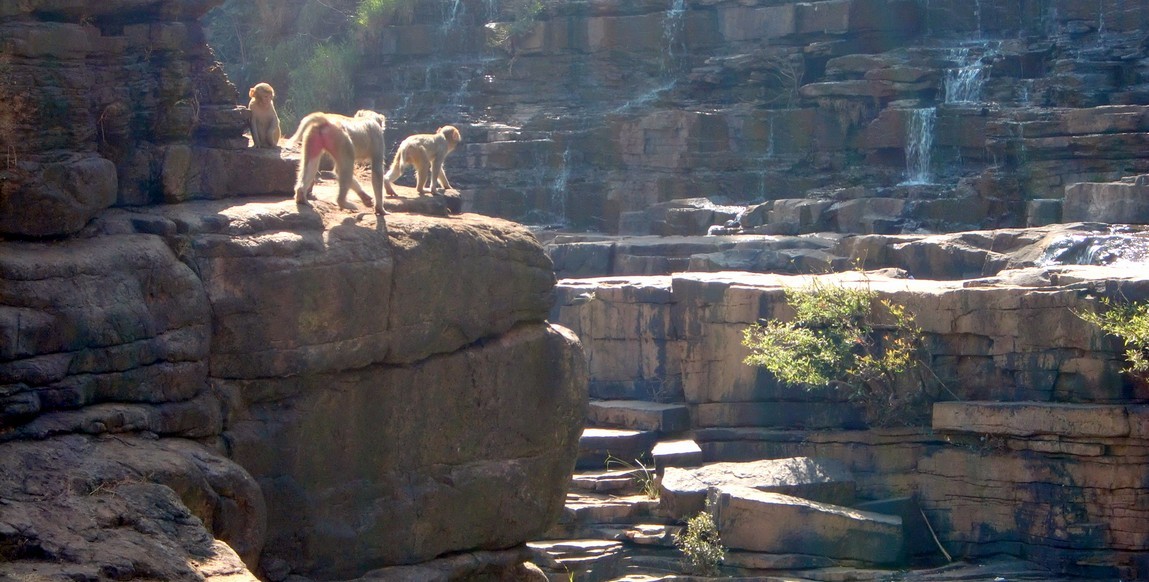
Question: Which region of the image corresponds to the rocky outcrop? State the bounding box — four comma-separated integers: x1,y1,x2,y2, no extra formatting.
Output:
551,264,1149,576
1,202,588,580
0,0,294,238
546,222,1149,279
336,0,1149,234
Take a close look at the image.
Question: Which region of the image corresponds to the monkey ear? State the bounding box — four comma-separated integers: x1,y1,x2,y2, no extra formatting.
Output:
249,87,257,98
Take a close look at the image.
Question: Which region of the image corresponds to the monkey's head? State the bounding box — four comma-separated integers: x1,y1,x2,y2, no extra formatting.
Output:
249,83,275,102
439,126,462,150
354,110,387,129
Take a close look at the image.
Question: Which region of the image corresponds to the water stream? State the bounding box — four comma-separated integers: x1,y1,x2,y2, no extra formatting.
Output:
944,47,990,104
1038,230,1149,266
902,108,936,185
661,0,687,76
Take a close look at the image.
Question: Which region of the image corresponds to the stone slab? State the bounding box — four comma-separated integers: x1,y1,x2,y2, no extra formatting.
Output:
932,401,1130,438
709,486,902,564
651,438,703,469
587,400,691,432
659,457,856,520
577,427,659,470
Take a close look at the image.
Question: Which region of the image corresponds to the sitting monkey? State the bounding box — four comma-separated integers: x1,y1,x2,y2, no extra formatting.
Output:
247,82,281,148
383,125,462,196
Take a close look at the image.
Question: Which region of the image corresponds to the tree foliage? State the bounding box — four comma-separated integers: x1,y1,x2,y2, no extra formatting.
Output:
673,511,725,576
1077,297,1149,375
742,279,926,425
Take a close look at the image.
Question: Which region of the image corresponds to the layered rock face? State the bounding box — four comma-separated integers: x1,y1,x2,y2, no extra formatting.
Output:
356,0,1149,234
552,261,1149,576
1,201,587,579
0,0,293,238
1,3,587,579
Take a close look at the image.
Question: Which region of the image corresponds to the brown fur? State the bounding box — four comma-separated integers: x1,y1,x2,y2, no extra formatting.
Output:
383,125,462,195
247,82,282,148
287,110,390,214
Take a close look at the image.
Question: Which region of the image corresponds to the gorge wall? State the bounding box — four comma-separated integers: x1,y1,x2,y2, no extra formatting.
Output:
348,0,1149,234
0,1,586,580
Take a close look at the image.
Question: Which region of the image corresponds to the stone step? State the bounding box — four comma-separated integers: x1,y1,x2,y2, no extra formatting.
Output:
570,468,651,495
659,457,857,521
587,400,691,433
526,540,624,582
650,438,703,470
577,427,659,470
557,492,664,527
710,485,903,565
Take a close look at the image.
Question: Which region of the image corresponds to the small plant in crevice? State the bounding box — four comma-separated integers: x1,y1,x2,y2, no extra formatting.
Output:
741,278,933,426
673,510,725,576
1076,296,1149,377
604,454,659,499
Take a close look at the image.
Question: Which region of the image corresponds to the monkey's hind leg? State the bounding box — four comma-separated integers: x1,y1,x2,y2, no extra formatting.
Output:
294,153,322,205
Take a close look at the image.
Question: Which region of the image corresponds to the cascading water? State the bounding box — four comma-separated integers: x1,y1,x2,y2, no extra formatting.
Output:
549,146,572,225
1039,230,1149,266
661,0,687,75
945,47,990,104
902,108,936,185
974,0,983,37
443,0,465,31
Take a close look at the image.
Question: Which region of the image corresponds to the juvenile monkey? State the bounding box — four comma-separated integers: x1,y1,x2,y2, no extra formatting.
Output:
247,82,282,148
383,125,462,196
287,109,391,214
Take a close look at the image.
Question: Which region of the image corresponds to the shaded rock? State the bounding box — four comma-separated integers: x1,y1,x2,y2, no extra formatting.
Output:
0,234,210,430
587,399,691,432
226,322,587,578
1064,177,1149,224
660,457,856,521
709,485,902,564
577,427,659,470
0,154,118,238
352,547,546,581
0,434,264,578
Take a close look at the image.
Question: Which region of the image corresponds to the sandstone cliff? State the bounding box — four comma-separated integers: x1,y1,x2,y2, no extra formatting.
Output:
0,1,587,580
1,201,588,580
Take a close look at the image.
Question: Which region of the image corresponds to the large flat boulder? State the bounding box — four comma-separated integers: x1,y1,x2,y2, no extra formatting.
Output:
660,457,856,520
2,200,587,580
709,485,902,564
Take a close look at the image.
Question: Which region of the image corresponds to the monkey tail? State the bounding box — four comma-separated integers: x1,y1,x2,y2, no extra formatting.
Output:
383,146,406,183
286,112,330,146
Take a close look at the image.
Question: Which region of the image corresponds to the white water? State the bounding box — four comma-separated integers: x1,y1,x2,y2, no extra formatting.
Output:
902,108,936,185
945,47,989,104
661,0,686,74
550,146,572,224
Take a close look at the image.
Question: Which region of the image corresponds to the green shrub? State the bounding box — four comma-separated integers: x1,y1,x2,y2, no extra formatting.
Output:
281,41,359,127
1077,297,1149,375
742,279,926,425
356,0,416,29
673,511,725,576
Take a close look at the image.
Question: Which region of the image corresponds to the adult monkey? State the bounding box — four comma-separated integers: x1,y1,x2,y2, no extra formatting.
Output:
383,125,462,196
247,82,281,148
288,110,391,214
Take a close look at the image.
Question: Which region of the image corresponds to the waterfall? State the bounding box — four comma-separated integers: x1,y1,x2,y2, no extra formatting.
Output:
945,47,989,104
902,108,936,185
766,115,775,160
550,146,572,224
661,0,686,74
974,0,982,37
443,0,464,30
